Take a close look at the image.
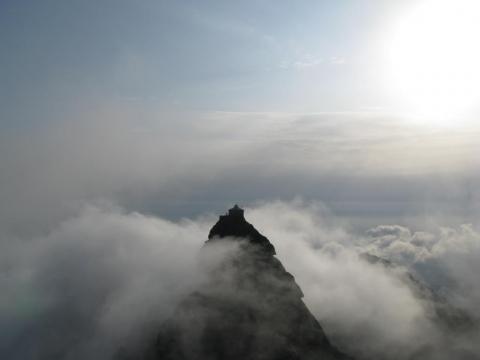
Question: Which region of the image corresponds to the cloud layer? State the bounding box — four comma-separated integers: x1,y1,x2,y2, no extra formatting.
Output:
1,108,479,238
0,105,478,359
248,201,480,359
2,201,479,359
1,206,212,359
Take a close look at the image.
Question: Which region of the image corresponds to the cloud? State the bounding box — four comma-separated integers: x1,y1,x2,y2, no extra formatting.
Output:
0,205,213,359
330,56,346,65
0,105,478,358
363,222,480,316
279,54,324,69
363,222,480,268
366,224,412,239
246,201,480,359
279,55,347,69
1,107,478,241
1,200,479,359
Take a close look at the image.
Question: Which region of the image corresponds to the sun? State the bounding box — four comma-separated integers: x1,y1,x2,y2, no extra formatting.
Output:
386,0,480,124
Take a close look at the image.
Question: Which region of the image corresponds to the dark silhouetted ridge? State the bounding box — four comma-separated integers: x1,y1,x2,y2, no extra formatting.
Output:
132,205,352,360
207,204,276,255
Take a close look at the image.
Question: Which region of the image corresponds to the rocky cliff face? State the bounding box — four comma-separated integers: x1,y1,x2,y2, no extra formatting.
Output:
145,205,351,360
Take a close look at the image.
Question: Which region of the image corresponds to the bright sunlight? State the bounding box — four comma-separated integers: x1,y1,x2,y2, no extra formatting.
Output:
387,0,480,124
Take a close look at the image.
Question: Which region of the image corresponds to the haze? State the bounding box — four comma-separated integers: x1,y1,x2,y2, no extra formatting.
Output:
1,1,479,359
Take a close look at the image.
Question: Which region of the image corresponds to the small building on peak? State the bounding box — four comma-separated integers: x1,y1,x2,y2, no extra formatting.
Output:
228,204,244,218
207,204,276,255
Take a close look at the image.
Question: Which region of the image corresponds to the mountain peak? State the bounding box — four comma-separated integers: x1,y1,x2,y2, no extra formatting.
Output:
145,205,351,360
207,205,276,255
228,204,244,218
124,205,352,360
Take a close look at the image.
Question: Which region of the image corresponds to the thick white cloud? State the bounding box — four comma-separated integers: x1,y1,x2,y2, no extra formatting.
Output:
1,205,213,359
2,201,478,359
363,221,480,317
246,201,480,359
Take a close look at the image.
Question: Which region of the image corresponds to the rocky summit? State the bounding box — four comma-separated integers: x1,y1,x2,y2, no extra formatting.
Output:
141,205,351,360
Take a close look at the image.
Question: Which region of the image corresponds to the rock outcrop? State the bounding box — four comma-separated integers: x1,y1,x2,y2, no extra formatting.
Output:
147,205,351,360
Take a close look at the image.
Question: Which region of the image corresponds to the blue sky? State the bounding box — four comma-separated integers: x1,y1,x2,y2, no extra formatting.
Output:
0,0,416,128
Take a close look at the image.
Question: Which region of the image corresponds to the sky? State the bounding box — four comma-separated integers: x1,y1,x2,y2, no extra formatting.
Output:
1,0,479,230
1,0,401,117
1,1,480,359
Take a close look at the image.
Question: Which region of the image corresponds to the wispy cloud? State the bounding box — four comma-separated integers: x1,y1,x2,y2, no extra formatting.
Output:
330,56,347,65
279,55,347,69
279,54,324,70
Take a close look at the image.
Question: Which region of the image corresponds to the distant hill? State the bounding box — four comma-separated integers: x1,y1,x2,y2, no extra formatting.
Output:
360,253,475,333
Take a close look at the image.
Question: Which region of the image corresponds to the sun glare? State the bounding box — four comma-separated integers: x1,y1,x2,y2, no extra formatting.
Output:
387,0,480,125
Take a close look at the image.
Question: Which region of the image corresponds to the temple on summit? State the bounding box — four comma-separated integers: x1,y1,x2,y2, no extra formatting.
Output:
227,204,244,218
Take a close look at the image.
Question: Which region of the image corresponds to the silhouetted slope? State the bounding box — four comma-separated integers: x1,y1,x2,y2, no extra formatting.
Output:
207,204,276,255
148,205,352,360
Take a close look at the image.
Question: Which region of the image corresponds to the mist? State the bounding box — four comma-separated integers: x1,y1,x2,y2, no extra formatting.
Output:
2,1,480,359
2,200,479,359
1,109,478,238
1,111,479,359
